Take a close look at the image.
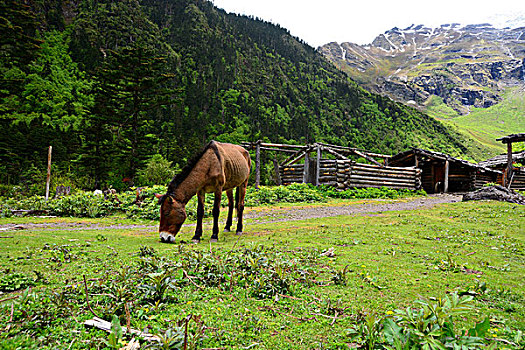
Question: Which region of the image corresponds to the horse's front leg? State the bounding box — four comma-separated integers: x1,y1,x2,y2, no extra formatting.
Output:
210,189,222,242
224,189,234,232
192,190,205,243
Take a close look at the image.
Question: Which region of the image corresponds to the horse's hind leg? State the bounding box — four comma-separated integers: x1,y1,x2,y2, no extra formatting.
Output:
235,181,247,235
224,189,234,232
210,189,222,242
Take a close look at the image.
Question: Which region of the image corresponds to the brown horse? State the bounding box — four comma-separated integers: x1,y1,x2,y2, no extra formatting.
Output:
155,141,251,243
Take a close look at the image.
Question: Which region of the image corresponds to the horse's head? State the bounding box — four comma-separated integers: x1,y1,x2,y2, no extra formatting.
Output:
155,193,187,243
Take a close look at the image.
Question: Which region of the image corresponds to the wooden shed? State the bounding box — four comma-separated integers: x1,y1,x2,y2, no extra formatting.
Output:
388,148,501,193
478,151,525,190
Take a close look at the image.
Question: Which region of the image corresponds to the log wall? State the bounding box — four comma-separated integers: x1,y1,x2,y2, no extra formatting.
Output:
447,165,473,192
510,170,525,190
280,160,421,190
280,164,305,185
473,173,497,190
420,163,434,193
346,163,421,190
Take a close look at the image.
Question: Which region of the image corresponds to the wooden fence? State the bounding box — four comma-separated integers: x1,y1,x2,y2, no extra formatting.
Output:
243,141,423,191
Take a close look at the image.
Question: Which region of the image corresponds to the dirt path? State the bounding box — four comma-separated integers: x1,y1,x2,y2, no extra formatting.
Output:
0,194,462,232
245,193,462,224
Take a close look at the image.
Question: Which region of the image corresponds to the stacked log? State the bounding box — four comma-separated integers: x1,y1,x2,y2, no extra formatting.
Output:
318,159,338,186
279,158,421,191
470,173,477,191
280,164,304,185
421,165,434,192
473,173,495,190
510,170,525,190
346,163,420,190
336,160,352,190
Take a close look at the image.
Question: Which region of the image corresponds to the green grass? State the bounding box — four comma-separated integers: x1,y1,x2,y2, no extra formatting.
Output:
1,199,524,349
452,88,525,151
425,95,460,120
425,88,525,161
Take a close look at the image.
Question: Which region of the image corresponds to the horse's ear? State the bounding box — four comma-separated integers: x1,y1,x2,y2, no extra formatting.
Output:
155,193,163,199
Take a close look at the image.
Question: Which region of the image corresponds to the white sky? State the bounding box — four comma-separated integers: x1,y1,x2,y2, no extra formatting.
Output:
211,0,525,47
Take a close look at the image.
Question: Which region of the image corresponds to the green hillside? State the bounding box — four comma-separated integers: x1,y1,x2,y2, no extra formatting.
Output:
427,88,525,157
0,0,471,188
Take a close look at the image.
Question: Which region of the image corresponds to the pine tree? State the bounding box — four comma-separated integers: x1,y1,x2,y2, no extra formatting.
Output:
0,0,42,99
93,44,178,181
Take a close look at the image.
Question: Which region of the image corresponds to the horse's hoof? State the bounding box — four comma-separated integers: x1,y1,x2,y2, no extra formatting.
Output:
160,232,175,244
210,238,218,243
191,239,200,244
235,231,243,236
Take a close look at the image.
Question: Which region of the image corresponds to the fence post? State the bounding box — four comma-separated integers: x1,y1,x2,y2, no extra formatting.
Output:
303,150,310,183
273,158,281,186
444,160,449,193
505,142,513,188
255,141,261,189
315,144,321,186
45,146,52,201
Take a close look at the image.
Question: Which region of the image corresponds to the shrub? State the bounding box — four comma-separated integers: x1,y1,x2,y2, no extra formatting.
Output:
244,183,326,206
136,154,179,187
48,193,116,217
346,293,498,349
317,185,426,199
0,184,426,219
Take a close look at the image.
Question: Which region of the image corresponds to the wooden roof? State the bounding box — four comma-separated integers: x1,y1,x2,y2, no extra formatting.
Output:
496,133,525,144
389,148,501,174
478,151,525,168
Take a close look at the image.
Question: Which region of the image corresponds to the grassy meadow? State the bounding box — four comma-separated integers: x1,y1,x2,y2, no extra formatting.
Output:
0,198,524,349
426,88,525,160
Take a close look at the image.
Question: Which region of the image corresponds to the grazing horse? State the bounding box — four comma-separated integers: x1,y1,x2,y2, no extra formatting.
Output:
155,141,251,243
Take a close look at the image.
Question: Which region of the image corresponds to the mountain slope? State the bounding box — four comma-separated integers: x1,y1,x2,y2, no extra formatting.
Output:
320,23,525,114
1,0,474,186
320,22,525,156
442,87,525,152
136,0,470,154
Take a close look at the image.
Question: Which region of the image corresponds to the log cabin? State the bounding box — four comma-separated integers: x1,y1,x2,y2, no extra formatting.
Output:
388,148,501,193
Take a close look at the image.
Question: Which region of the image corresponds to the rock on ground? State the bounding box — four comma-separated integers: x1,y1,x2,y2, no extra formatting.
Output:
463,185,525,205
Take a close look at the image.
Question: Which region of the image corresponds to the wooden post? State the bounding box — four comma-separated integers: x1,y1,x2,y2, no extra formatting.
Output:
303,150,310,183
444,160,449,193
45,146,52,201
273,158,281,186
505,142,512,188
414,155,419,168
255,141,261,189
315,144,321,186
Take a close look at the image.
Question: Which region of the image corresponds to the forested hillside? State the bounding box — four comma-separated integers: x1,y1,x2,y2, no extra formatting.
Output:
1,0,470,190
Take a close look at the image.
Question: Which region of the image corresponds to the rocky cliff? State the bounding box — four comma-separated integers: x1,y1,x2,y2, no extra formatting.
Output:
320,23,525,115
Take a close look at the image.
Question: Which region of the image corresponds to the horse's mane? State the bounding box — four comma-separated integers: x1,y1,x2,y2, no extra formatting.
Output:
166,141,221,195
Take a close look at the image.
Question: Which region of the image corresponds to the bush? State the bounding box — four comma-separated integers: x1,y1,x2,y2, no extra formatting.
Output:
13,164,94,197
136,154,179,187
0,184,23,198
245,183,326,206
346,293,504,349
317,185,426,199
48,193,116,218
0,184,426,219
